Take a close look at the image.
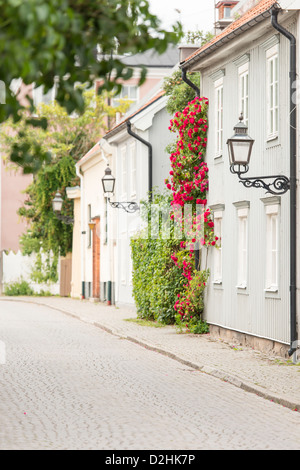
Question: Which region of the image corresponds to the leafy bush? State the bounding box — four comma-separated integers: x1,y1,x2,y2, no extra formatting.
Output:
4,280,34,296
163,69,200,116
174,269,210,334
131,193,184,325
131,76,216,334
131,230,184,325
130,192,210,332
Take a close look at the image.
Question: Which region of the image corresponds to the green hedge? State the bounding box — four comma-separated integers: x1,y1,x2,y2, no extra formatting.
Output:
130,193,184,324
131,231,184,324
130,193,210,333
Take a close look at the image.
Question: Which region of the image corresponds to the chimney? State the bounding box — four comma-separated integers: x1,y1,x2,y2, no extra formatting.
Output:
178,45,202,64
215,1,239,33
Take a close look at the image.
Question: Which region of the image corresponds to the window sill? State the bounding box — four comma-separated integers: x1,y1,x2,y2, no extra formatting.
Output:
236,285,248,295
264,286,278,293
266,134,279,143
214,154,223,162
264,287,280,299
236,284,247,289
213,280,223,289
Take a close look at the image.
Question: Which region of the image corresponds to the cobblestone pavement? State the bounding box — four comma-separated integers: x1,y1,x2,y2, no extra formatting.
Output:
2,296,300,410
0,299,300,450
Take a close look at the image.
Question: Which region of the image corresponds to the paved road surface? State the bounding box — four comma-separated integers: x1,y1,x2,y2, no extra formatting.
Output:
0,301,299,450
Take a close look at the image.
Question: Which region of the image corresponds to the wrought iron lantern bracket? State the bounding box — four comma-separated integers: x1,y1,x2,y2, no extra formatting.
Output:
108,199,139,213
55,213,74,225
230,164,290,195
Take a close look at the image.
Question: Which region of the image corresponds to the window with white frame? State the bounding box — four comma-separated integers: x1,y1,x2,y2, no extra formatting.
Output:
121,146,127,199
237,207,248,289
129,142,137,197
112,85,138,109
213,211,223,284
215,79,224,156
238,62,249,127
266,45,279,138
224,6,232,18
265,203,279,292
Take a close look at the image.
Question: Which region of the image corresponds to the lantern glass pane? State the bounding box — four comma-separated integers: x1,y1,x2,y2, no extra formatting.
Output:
52,196,63,212
228,142,234,165
231,141,251,165
102,176,115,194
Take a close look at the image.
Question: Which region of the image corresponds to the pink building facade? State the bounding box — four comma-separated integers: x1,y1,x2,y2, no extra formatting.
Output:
0,156,32,252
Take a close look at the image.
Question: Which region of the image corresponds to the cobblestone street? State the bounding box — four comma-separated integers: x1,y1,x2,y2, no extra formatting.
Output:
0,301,300,450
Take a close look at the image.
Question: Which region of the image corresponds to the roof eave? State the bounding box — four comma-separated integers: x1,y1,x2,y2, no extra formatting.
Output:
180,6,277,71
104,120,128,140
104,93,165,140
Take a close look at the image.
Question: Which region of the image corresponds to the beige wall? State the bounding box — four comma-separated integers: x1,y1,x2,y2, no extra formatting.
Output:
67,187,81,299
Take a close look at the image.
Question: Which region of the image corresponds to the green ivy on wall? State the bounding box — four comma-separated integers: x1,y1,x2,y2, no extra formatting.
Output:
0,90,129,283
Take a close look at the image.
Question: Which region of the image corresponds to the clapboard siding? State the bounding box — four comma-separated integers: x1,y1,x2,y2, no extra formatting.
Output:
200,17,298,344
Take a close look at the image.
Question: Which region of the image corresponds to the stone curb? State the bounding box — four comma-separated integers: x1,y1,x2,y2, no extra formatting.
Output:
1,297,300,413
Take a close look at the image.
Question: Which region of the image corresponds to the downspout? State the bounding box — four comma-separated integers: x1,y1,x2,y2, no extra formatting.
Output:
271,8,297,357
181,68,200,98
76,165,86,299
126,120,153,201
99,144,112,305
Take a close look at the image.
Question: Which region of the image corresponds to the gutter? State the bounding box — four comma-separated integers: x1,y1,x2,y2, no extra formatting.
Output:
271,7,298,358
126,120,153,201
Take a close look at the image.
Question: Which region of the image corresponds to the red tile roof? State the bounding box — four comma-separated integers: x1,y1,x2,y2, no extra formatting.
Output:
76,141,101,167
182,0,279,67
104,89,165,138
76,89,165,166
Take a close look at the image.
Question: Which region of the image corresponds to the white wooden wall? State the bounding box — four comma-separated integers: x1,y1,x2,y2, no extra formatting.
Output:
200,17,298,344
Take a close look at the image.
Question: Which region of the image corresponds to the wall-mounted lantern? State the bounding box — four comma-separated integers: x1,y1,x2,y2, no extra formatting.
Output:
227,114,290,195
88,221,96,231
52,192,64,212
52,191,74,225
101,164,139,213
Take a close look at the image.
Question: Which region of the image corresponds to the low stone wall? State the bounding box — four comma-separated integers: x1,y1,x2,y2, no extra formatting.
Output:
209,324,290,358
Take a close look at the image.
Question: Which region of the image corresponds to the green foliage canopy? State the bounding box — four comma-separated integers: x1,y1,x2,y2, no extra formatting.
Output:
0,0,182,171
163,69,200,116
163,29,214,117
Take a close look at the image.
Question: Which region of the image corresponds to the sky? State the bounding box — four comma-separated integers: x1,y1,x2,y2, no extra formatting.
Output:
148,0,216,34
